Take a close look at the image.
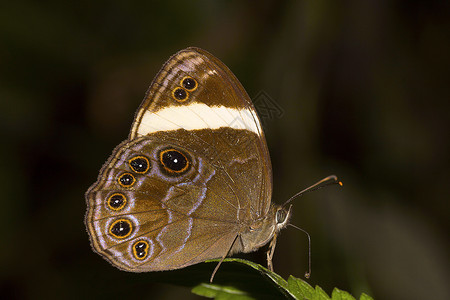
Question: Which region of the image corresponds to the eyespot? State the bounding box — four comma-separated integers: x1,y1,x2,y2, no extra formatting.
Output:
129,155,150,174
118,173,136,187
159,148,190,175
172,87,188,102
132,240,150,260
181,76,197,91
109,219,132,239
107,193,127,211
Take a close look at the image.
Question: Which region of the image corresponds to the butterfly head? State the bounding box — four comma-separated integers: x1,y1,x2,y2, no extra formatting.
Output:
274,204,292,232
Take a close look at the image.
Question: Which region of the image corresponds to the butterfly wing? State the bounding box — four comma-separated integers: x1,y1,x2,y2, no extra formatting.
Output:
85,48,273,271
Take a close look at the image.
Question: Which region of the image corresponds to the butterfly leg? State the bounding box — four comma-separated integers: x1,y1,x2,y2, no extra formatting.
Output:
210,234,240,282
266,233,278,271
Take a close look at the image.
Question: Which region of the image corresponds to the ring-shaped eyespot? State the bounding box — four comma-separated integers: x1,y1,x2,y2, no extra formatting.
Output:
109,219,133,239
107,193,127,211
181,76,197,91
128,155,150,174
118,173,136,188
132,240,150,260
159,148,190,175
172,87,189,102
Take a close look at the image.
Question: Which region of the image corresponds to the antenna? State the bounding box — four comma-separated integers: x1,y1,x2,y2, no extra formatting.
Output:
284,175,342,278
288,223,312,278
283,175,342,207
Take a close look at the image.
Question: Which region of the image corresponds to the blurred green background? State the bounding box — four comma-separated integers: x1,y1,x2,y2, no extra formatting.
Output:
1,1,449,299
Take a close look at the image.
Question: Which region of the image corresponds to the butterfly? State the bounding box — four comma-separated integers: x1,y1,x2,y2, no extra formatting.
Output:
85,47,339,281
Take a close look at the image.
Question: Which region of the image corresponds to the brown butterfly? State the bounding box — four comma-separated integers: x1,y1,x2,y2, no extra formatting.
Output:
85,47,339,281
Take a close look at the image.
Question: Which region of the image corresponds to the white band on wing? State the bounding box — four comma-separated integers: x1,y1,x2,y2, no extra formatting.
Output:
136,103,262,136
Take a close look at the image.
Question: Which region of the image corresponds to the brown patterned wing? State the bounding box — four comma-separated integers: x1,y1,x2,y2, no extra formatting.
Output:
86,127,266,271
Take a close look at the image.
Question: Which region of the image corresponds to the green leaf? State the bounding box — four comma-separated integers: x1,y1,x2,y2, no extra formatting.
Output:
359,293,374,300
331,288,356,300
314,285,331,300
192,283,254,300
190,258,294,299
146,258,372,300
287,275,315,299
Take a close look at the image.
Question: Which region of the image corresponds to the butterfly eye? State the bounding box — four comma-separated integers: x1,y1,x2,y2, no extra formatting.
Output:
181,76,197,91
118,173,136,187
132,240,150,260
275,209,287,224
107,193,127,211
129,156,150,174
159,148,190,174
109,219,133,239
172,87,188,102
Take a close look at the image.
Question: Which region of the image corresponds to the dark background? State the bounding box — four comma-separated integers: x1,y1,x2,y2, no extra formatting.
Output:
1,1,449,299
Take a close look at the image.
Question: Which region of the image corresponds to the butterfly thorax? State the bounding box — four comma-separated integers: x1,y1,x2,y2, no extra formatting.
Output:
237,204,290,254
